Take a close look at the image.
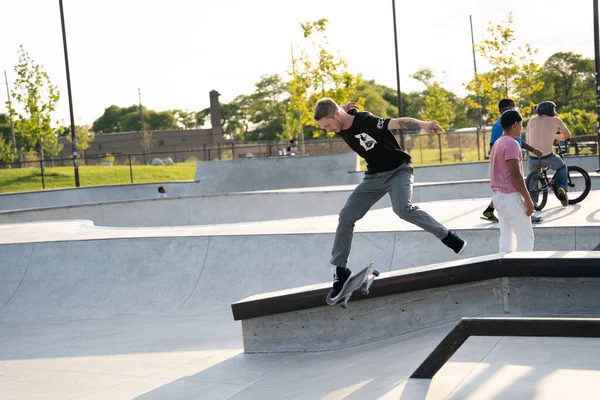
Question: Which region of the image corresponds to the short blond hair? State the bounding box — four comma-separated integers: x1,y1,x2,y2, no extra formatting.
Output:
313,98,339,121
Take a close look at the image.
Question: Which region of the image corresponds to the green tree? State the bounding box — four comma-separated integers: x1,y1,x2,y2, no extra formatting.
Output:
465,13,544,123
0,137,15,164
145,110,179,131
286,18,362,138
532,52,595,112
559,109,597,136
247,74,288,141
172,109,197,129
64,125,95,158
411,68,455,130
352,80,398,118
92,105,179,133
0,113,12,139
195,99,249,138
91,105,121,133
7,45,62,158
0,113,16,164
194,75,289,142
224,94,253,140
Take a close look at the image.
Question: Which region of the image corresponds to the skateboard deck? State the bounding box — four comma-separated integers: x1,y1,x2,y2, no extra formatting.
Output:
326,261,379,309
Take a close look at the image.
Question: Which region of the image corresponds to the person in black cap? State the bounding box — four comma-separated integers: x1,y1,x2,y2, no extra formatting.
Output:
482,98,542,223
489,110,535,252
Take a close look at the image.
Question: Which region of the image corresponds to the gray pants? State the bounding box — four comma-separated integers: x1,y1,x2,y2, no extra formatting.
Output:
331,163,449,268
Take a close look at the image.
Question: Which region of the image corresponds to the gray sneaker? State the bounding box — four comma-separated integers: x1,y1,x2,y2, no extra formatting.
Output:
557,187,568,206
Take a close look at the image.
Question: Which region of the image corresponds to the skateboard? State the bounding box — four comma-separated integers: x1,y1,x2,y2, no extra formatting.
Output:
326,261,379,309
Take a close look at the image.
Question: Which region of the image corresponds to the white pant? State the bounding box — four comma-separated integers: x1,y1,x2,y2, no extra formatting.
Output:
492,191,534,253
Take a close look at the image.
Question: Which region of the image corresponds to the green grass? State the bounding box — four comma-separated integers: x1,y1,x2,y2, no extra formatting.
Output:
2,149,491,194
0,163,196,194
9,142,566,193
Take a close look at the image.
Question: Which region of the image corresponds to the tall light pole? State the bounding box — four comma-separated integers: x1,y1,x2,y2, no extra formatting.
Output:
594,0,600,173
3,70,16,153
470,16,483,161
290,43,305,154
391,0,405,149
58,0,80,187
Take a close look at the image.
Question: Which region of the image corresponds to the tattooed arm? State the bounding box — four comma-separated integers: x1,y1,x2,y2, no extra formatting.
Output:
388,118,443,134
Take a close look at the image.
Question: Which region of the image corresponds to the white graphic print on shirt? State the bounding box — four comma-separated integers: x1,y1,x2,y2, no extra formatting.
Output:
355,133,377,151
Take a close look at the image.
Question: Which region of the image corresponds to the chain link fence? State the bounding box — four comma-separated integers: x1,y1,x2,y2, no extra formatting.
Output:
1,132,597,192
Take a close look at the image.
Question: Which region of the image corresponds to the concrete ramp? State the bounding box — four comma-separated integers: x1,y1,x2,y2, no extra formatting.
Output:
2,230,600,399
0,234,388,323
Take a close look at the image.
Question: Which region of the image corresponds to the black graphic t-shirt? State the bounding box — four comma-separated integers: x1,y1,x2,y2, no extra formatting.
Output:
337,111,411,174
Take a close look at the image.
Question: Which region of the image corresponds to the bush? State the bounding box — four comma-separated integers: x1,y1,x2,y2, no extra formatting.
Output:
102,153,115,165
220,150,233,160
20,151,39,168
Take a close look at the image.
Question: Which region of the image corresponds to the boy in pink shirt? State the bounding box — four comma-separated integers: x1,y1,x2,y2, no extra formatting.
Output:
489,110,535,252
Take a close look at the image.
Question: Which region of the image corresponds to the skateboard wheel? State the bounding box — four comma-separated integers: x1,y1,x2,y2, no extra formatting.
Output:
361,289,369,296
340,303,347,309
372,270,380,277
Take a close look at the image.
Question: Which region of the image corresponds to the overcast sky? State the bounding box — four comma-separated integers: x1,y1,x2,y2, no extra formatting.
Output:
0,0,596,126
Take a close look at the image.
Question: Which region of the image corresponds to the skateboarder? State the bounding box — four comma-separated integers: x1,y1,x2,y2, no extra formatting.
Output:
313,98,467,301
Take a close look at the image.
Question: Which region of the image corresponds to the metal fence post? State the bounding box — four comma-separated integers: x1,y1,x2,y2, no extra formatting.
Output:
438,134,443,164
40,158,45,189
129,154,133,183
476,129,481,161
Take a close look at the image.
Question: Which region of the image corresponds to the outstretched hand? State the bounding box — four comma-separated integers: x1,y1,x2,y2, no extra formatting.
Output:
340,102,359,113
422,120,443,134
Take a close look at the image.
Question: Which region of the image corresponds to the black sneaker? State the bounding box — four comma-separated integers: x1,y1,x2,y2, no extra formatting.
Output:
442,231,467,255
482,210,499,222
557,187,568,207
331,267,352,299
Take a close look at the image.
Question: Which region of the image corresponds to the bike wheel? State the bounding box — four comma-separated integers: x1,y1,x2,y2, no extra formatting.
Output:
526,171,548,211
566,165,591,204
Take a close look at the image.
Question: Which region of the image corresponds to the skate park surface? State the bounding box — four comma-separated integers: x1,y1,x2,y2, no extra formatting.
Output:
1,158,600,399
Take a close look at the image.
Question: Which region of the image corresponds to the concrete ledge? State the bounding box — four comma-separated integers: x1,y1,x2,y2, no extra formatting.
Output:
2,177,597,226
411,317,600,379
0,178,494,226
232,252,600,353
194,152,361,191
